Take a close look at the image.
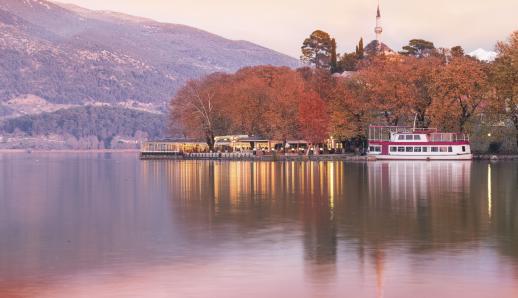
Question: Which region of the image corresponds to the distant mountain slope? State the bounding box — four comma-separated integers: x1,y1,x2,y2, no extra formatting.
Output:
0,0,298,106
468,48,497,62
0,105,167,149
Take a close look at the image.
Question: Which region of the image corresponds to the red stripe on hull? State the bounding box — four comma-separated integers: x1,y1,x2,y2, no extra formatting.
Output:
369,141,470,146
374,154,473,161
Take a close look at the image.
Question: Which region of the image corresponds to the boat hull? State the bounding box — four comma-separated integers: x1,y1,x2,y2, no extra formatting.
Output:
373,154,473,160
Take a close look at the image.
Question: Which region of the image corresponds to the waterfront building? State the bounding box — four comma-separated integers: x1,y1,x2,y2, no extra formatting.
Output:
214,135,281,152
141,139,209,156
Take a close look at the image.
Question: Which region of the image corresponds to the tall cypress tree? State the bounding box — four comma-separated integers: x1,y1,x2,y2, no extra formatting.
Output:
330,38,338,73
356,38,364,59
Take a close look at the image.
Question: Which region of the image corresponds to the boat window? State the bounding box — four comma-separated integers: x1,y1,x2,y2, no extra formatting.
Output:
398,135,405,140
462,146,466,152
414,147,422,152
390,147,397,152
398,147,405,152
405,135,413,140
448,146,453,152
413,135,421,140
423,147,428,152
369,146,374,152
406,147,413,152
431,147,438,152
440,147,448,152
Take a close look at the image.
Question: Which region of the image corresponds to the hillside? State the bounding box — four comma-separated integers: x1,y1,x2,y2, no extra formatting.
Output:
0,0,298,148
0,0,298,107
0,106,167,149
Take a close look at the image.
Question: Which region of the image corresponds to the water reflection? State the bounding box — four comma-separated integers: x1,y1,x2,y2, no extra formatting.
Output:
488,163,492,221
0,154,517,297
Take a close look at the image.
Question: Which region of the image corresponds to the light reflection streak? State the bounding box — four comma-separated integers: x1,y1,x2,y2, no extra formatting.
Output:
488,163,492,221
328,162,335,218
375,250,385,298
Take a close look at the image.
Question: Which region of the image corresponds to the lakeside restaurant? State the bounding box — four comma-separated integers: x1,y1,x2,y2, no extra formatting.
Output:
214,135,281,152
141,139,209,157
141,135,318,157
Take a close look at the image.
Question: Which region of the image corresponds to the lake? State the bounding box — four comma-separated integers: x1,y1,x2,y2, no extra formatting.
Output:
0,153,517,298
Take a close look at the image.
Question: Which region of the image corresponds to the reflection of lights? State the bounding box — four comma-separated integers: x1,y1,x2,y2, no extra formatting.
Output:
375,250,385,298
310,162,315,194
488,163,492,220
328,162,335,218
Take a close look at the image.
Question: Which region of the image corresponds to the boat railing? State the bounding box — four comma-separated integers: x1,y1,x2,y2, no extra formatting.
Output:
429,133,469,142
368,126,468,142
368,126,413,141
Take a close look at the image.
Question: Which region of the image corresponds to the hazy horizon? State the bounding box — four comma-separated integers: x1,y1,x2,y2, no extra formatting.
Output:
56,0,518,58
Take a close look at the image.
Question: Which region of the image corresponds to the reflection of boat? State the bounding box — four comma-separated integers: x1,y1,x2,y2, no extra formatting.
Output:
367,126,472,160
368,161,472,202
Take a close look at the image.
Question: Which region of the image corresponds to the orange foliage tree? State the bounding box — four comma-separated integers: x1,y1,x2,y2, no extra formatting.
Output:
429,57,489,132
491,31,518,148
329,77,375,142
170,66,330,147
298,91,329,144
169,73,232,150
408,56,443,127
355,56,417,126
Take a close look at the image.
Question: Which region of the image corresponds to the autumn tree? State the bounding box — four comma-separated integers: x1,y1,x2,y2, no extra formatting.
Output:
298,91,329,145
400,39,436,58
297,67,338,102
169,73,231,150
429,57,489,132
297,67,336,145
490,31,518,148
227,66,304,141
218,68,271,136
355,56,417,125
408,56,444,127
259,69,307,141
337,52,359,72
301,30,336,70
328,77,374,143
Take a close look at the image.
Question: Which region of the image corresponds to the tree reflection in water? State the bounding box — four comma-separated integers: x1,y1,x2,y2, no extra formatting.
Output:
0,154,517,297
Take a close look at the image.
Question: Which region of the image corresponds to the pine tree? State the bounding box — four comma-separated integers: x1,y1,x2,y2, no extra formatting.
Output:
399,39,436,58
300,30,335,70
450,46,465,58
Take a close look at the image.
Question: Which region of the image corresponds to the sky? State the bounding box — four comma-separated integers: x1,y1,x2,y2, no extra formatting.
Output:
59,0,518,58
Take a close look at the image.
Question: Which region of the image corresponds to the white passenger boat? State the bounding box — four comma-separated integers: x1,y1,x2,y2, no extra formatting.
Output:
367,126,472,160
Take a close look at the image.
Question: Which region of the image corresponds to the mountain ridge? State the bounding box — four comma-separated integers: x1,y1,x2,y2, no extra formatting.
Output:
0,0,298,107
468,48,497,62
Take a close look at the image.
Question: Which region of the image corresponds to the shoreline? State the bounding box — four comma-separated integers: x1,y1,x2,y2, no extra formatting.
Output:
140,153,518,161
1,150,517,161
0,149,140,153
140,154,367,162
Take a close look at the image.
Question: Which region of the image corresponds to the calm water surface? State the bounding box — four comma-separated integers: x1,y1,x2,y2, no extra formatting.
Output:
0,153,517,298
